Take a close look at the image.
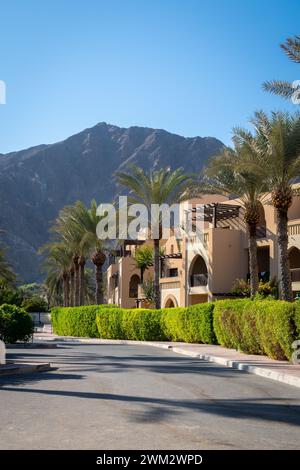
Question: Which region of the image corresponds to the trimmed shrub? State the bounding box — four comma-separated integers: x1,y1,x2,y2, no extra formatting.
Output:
213,299,250,350
214,299,296,360
51,305,101,337
0,303,33,343
161,307,187,341
161,303,216,344
96,307,124,339
122,309,167,341
294,302,300,340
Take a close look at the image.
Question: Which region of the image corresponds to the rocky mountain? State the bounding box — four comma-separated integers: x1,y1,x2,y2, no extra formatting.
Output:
0,122,224,282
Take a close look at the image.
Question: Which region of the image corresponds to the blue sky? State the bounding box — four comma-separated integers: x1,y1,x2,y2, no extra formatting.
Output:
0,0,299,153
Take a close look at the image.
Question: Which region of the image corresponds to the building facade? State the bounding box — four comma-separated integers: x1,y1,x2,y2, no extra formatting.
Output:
106,185,300,308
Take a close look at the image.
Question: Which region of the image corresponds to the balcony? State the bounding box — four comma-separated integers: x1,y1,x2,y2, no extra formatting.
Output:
291,268,300,282
288,221,300,237
190,273,208,287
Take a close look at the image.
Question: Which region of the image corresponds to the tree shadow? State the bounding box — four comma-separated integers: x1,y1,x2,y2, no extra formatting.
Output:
1,386,300,427
0,371,85,387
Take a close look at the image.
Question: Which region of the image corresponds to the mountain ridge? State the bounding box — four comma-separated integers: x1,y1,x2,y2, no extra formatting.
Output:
0,122,224,282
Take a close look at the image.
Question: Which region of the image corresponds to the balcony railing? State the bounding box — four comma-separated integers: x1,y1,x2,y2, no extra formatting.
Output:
291,268,300,282
190,273,208,287
288,223,300,236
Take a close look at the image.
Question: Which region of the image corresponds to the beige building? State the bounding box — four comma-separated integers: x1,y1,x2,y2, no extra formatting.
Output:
106,185,300,308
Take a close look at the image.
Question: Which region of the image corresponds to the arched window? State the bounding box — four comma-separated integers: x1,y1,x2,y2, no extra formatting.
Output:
289,247,300,282
189,255,208,287
164,296,177,308
129,274,140,298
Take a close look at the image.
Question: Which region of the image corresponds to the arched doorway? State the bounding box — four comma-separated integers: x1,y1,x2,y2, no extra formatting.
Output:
289,247,300,282
164,295,178,308
129,274,140,298
189,255,208,287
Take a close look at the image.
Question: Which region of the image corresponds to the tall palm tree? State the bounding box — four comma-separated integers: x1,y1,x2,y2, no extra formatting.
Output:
72,200,107,305
116,165,194,308
51,204,87,306
263,35,300,100
240,111,300,301
42,242,72,307
204,136,267,296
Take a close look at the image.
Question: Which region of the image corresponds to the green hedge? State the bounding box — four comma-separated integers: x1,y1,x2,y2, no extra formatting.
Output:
161,304,216,344
51,305,109,338
0,303,33,344
96,307,125,339
51,300,300,361
96,308,167,341
213,299,297,360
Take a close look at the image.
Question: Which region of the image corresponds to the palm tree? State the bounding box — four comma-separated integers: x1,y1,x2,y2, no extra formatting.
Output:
42,242,72,307
0,244,16,286
204,133,267,296
133,245,153,283
116,165,194,308
263,35,300,100
242,111,300,301
51,204,87,306
73,200,107,305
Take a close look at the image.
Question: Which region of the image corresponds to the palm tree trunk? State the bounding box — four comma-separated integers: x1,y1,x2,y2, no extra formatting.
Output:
92,251,106,305
62,273,69,307
248,223,259,296
69,267,75,307
277,208,293,301
79,256,85,306
73,255,80,306
95,263,104,304
153,238,160,309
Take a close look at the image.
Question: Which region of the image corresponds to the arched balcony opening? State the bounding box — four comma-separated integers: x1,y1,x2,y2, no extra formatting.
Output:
129,274,140,298
289,247,300,282
189,255,208,287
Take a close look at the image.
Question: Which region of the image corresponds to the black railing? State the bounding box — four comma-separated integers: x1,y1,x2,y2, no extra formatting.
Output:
247,271,270,282
190,273,208,287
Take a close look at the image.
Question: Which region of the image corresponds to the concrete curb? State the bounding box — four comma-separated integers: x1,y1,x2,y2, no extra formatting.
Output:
0,362,53,377
6,342,58,349
34,335,300,389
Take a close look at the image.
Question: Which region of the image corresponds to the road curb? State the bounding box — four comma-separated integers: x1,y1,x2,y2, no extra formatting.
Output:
0,362,53,377
34,335,300,388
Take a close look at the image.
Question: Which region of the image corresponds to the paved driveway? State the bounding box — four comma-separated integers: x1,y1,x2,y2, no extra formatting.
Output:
1,343,300,449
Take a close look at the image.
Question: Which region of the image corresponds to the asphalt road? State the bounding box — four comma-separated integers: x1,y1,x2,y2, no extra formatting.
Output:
1,343,300,450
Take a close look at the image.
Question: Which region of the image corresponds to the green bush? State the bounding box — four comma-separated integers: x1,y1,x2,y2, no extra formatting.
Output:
213,299,249,350
51,305,101,337
122,309,167,341
161,304,216,344
0,286,22,306
96,307,125,339
294,302,300,340
0,303,33,344
22,295,48,313
214,299,296,360
161,307,186,341
96,308,167,340
50,299,300,362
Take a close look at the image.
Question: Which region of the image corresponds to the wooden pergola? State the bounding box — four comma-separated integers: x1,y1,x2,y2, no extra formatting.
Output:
191,202,241,228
